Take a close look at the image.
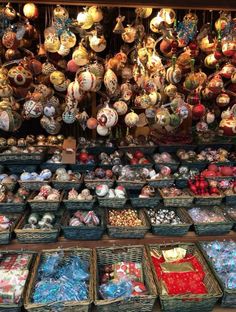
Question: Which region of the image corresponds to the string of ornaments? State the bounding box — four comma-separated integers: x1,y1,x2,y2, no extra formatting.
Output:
0,4,235,138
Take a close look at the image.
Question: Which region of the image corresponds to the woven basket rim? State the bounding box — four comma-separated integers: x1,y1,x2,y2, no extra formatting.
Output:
146,208,192,227
185,206,233,226
24,248,93,309
147,242,223,300
94,245,157,306
159,188,192,199
106,208,150,230
14,212,61,234
28,191,64,203
198,242,236,295
61,209,105,229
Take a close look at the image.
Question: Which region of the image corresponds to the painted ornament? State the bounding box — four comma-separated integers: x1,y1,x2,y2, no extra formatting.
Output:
122,25,136,43
23,3,39,20
77,11,94,29
53,6,69,20
8,66,32,88
89,34,106,52
77,71,97,91
113,100,128,115
23,100,43,118
104,69,118,94
67,81,83,101
88,6,103,23
125,111,139,127
97,107,118,127
216,93,231,107
166,66,182,84
72,44,89,66
97,124,110,136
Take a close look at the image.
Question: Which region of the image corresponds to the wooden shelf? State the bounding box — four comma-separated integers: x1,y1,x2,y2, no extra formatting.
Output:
4,0,236,11
1,231,236,251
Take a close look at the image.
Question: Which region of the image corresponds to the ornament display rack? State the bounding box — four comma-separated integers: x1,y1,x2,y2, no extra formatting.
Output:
5,0,236,11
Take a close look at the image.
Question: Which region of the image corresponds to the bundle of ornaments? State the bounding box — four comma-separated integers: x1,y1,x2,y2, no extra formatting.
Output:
0,3,235,142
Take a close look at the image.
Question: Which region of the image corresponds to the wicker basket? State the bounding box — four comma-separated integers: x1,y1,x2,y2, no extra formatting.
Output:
24,248,93,312
15,213,61,244
98,196,127,209
193,192,224,206
147,243,222,312
1,181,17,192
186,206,233,236
118,145,157,154
94,245,157,312
52,174,83,190
106,209,150,239
147,177,174,188
0,201,27,213
84,178,115,190
63,192,96,211
158,144,197,153
180,160,208,171
18,180,51,191
0,151,46,164
225,193,236,205
40,162,67,172
70,163,96,173
0,250,35,312
28,192,63,212
175,178,188,189
61,210,105,240
0,213,22,245
199,242,236,308
129,191,161,209
224,207,236,230
116,180,145,191
7,165,38,175
159,189,194,207
146,208,192,236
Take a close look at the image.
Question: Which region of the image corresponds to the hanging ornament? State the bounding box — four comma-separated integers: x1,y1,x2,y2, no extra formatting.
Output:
159,8,176,25
8,65,32,88
62,109,77,124
88,6,103,23
113,100,128,115
67,81,83,101
53,6,69,20
122,25,136,43
155,108,171,127
23,100,43,118
0,109,22,132
2,30,19,49
60,30,76,49
150,13,164,33
77,10,94,30
89,32,106,52
4,3,16,20
50,71,65,86
97,124,110,136
40,116,61,134
220,63,236,79
124,111,139,127
97,106,118,128
216,93,231,107
87,117,98,129
23,3,39,20
72,43,89,66
113,15,125,34
104,69,118,94
135,8,152,18
208,74,224,94
77,111,89,130
77,71,97,92
164,84,177,98
192,103,206,120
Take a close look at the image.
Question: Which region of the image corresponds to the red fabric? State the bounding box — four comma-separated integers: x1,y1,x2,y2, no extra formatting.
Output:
151,254,208,296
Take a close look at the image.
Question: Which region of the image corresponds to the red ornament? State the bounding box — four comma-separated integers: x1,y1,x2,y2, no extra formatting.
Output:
79,151,89,163
134,150,144,160
192,103,206,120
